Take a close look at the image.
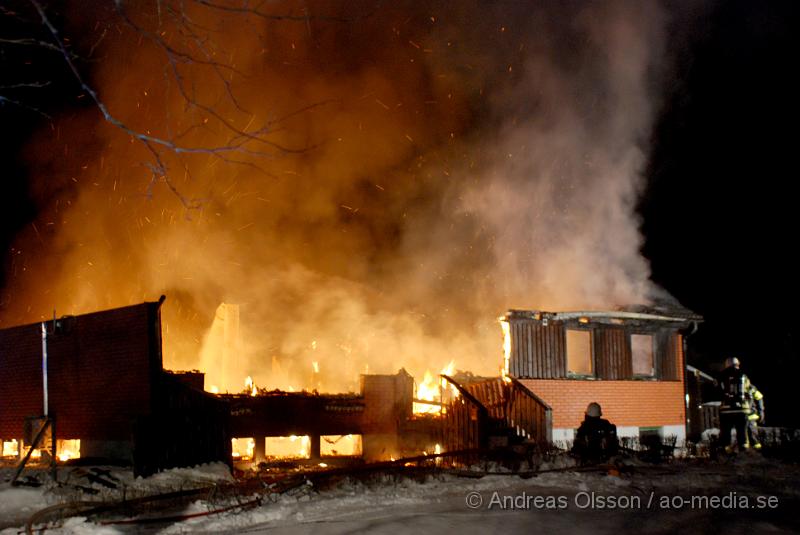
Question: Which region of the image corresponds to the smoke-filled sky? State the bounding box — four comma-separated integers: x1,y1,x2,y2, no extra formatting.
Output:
1,1,797,405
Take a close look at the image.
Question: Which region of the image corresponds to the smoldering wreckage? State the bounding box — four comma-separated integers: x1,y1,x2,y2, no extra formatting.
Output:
2,293,763,529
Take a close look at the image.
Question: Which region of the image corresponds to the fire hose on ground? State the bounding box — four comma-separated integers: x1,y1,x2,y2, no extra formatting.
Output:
23,447,647,532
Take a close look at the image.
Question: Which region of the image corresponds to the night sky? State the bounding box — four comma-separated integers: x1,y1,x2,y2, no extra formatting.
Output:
2,1,798,426
641,0,798,426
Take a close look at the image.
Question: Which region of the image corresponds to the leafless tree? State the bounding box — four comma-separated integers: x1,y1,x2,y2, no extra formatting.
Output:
1,1,363,208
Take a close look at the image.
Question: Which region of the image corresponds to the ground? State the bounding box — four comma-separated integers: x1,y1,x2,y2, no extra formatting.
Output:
1,454,799,534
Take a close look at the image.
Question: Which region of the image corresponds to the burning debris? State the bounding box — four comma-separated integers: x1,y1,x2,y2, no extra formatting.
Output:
244,376,258,397
231,438,255,461
413,361,457,415
55,439,80,463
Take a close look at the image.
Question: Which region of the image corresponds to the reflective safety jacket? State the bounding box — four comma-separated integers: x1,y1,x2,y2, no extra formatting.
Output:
747,384,765,423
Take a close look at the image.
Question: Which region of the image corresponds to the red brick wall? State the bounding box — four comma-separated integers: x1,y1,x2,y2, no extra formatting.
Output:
520,379,685,430
0,324,45,439
0,303,160,440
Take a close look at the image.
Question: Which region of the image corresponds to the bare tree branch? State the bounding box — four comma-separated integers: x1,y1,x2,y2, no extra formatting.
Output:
192,0,352,23
0,81,51,90
3,0,353,207
28,0,308,153
0,94,52,118
0,37,81,59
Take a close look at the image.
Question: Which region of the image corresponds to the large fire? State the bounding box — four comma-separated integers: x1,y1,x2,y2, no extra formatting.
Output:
265,436,312,460
232,436,315,461
413,360,457,415
2,439,82,463
1,2,665,452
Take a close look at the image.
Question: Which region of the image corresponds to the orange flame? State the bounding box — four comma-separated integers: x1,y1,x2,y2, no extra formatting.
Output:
231,437,255,460
57,439,81,462
413,360,456,414
321,434,362,457
2,439,19,458
244,376,257,396
500,319,512,382
265,435,311,459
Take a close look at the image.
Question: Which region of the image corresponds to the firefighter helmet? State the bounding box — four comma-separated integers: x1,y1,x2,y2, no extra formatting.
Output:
586,402,602,418
725,357,741,369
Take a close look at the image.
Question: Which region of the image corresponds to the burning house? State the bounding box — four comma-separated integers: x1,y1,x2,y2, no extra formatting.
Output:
0,299,455,471
223,370,418,463
0,297,230,476
1,298,704,475
499,308,702,445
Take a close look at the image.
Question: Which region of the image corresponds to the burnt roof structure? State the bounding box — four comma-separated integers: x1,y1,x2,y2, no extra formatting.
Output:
503,307,702,328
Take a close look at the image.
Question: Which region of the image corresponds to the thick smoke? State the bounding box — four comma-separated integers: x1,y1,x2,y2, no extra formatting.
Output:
456,1,667,310
1,1,669,392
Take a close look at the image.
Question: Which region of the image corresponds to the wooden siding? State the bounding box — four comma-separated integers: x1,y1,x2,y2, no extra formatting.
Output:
440,379,487,451
509,320,565,379
594,327,633,380
466,378,506,420
508,318,684,382
465,378,552,444
507,380,552,443
656,331,681,380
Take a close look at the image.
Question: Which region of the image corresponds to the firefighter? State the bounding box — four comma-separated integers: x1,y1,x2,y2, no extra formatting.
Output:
718,357,758,452
572,402,619,464
745,380,765,450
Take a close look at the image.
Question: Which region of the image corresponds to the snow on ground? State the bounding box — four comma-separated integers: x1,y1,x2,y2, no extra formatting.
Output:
169,457,800,535
0,462,233,533
0,486,49,527
2,456,799,534
133,462,234,490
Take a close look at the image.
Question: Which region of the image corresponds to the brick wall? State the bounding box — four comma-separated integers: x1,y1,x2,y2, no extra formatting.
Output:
0,303,160,440
48,304,159,440
520,379,685,430
0,324,44,439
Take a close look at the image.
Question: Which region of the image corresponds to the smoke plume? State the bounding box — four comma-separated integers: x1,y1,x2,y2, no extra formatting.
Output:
2,0,670,392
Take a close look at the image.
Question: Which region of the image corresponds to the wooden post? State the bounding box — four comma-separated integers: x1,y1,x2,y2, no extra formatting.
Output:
50,416,57,482
309,435,321,460
11,417,51,486
253,436,265,464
